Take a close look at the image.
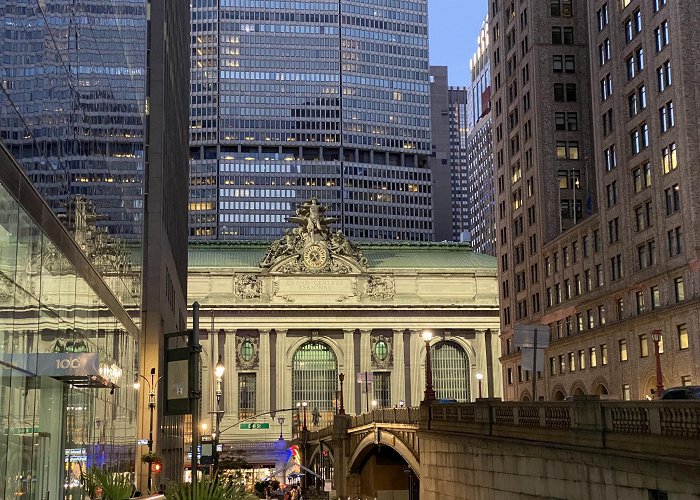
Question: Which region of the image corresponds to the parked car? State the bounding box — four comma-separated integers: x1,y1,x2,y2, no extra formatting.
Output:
659,386,700,400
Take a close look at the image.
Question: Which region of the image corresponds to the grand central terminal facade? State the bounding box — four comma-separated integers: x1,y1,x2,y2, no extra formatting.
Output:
186,199,501,480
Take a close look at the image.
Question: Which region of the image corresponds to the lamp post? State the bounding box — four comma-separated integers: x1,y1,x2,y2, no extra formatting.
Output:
302,401,308,431
338,373,346,415
421,330,436,401
476,372,484,399
277,417,285,440
134,367,162,492
213,356,225,474
651,329,664,398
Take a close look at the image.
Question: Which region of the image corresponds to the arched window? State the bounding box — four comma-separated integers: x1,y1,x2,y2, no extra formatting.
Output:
431,341,470,401
292,341,338,428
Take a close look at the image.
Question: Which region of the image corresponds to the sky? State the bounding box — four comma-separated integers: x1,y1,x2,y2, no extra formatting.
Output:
428,0,488,87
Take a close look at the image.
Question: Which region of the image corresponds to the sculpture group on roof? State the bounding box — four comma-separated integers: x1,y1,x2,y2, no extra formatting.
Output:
260,197,368,271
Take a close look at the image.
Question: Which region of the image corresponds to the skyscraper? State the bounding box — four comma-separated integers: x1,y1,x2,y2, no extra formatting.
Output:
494,0,700,401
189,0,433,242
446,85,469,242
464,18,495,255
0,0,147,240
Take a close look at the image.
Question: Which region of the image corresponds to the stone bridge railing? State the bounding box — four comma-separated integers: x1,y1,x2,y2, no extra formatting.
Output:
426,398,700,460
349,407,420,428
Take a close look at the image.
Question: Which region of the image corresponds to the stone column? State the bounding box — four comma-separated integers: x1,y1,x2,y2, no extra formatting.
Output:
342,329,356,415
258,329,271,413
359,329,372,413
408,329,423,406
275,329,288,411
392,329,406,406
223,329,237,426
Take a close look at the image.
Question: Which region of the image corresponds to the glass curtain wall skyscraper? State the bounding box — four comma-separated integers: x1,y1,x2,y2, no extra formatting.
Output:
189,0,433,241
0,0,147,241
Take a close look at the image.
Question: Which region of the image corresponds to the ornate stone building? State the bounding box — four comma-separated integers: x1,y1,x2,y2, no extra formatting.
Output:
186,199,501,479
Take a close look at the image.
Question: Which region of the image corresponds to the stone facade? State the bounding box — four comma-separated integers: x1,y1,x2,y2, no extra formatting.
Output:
493,0,700,402
186,200,501,475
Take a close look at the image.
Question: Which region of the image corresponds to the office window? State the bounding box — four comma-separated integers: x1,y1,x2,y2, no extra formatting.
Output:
657,60,672,91
598,305,606,325
589,347,597,368
654,0,667,12
655,20,670,51
596,264,604,288
587,309,594,329
661,142,677,173
600,74,613,101
619,339,628,362
554,83,577,102
599,39,611,65
549,357,556,376
659,101,675,132
632,162,651,192
651,286,660,310
611,254,622,281
674,276,685,302
664,184,680,215
559,355,566,373
616,297,624,320
578,350,585,370
604,145,617,171
667,226,682,257
597,4,609,31
507,367,513,385
568,352,576,372
606,181,618,207
601,344,608,365
677,324,688,350
636,291,646,314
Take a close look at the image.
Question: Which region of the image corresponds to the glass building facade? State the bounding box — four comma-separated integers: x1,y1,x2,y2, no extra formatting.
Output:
189,0,433,241
0,0,147,241
0,145,139,499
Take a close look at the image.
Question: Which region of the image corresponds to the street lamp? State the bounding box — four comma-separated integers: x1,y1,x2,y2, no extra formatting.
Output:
134,367,162,492
302,401,308,431
651,329,664,398
277,417,285,441
421,330,436,401
213,356,225,473
476,372,484,399
371,399,378,410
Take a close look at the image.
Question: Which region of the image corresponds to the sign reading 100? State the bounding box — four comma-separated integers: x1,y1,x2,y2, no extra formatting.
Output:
239,422,270,430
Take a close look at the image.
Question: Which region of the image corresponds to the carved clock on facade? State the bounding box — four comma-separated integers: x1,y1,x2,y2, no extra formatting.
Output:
303,242,329,271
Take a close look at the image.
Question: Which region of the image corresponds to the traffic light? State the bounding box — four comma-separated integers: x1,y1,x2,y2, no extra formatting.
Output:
151,462,162,473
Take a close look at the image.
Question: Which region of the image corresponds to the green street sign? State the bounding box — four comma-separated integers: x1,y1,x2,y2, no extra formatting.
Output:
239,422,270,430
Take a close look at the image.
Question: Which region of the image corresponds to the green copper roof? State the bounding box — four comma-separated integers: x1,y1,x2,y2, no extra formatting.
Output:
187,242,497,270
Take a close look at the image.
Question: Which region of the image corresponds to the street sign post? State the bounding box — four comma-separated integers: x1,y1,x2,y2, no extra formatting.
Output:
238,422,270,430
514,324,549,401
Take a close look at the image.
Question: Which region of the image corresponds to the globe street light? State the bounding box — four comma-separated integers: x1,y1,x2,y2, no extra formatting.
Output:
651,330,664,398
214,356,225,473
476,372,484,399
277,417,286,441
421,330,436,401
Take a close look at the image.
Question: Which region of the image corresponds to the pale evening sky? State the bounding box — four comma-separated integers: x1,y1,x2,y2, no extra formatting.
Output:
428,0,488,87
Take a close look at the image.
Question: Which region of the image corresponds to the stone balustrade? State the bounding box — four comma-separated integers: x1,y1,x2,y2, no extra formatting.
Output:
426,398,700,460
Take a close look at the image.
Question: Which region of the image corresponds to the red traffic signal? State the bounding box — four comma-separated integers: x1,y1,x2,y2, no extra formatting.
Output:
151,462,162,473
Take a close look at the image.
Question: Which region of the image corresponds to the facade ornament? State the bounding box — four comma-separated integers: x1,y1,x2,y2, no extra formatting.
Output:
259,197,368,274
234,274,262,299
366,275,395,300
370,333,393,369
235,334,259,370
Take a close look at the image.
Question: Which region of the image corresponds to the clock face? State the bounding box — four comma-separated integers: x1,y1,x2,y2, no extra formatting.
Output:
303,243,329,270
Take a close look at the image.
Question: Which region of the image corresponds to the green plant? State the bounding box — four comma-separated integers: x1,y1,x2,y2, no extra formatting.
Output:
80,467,134,500
165,477,257,500
142,452,162,464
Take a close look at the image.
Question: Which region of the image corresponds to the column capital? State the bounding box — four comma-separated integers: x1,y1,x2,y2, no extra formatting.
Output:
342,328,356,336
392,328,406,336
274,328,288,336
359,328,373,336
258,329,272,336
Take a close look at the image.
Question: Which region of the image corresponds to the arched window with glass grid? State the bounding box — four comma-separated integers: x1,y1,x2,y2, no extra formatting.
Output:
431,341,470,401
292,341,338,429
